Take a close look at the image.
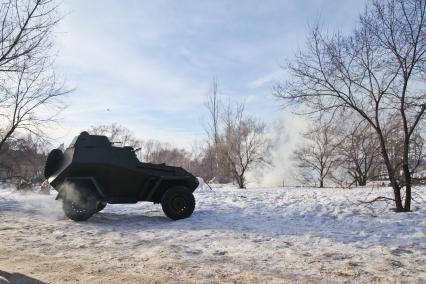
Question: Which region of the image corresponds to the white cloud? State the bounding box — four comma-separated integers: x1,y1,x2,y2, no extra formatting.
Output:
53,22,208,146
47,0,367,149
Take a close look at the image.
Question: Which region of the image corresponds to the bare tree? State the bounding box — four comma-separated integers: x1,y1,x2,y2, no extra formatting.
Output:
89,123,139,147
410,132,425,179
205,78,220,147
203,77,224,182
203,81,271,187
89,124,199,176
336,116,381,186
293,119,340,188
222,102,270,188
0,64,67,150
0,0,67,151
139,139,164,162
0,134,46,182
0,0,59,73
145,146,192,168
275,0,426,211
375,117,426,183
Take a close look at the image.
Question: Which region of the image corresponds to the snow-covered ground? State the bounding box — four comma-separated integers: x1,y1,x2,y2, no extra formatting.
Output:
0,185,425,283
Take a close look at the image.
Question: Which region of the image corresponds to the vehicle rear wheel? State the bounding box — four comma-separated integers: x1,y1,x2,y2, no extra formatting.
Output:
62,191,97,221
96,202,107,212
161,187,195,220
44,149,63,179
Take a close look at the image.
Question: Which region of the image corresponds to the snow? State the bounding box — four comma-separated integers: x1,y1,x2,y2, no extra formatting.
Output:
0,185,425,283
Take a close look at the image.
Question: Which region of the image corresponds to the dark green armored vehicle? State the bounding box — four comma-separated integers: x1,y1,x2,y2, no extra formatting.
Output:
45,132,199,221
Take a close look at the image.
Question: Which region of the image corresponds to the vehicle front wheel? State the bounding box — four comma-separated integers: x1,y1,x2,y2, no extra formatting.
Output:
62,193,97,221
161,187,195,220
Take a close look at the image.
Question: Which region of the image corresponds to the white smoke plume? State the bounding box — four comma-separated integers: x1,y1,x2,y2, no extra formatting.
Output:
4,191,64,221
252,113,308,187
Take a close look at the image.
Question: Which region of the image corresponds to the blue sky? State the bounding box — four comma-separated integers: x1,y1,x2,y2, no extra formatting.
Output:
54,0,367,147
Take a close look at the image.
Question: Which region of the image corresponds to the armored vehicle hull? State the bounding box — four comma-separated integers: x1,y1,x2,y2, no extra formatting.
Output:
45,132,199,221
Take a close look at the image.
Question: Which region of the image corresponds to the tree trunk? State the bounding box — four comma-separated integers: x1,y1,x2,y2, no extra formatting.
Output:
376,129,404,212
357,172,367,186
237,175,245,189
402,164,412,212
319,179,324,188
0,126,17,152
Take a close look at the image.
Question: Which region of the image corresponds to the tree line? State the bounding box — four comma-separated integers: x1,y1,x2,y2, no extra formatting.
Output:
294,114,424,189
275,0,425,211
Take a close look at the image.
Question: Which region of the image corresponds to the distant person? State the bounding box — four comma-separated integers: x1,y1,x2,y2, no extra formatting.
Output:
17,179,31,192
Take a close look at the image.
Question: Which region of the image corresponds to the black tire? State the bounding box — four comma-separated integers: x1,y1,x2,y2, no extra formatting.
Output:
96,202,107,212
161,187,195,220
44,149,63,179
62,191,97,221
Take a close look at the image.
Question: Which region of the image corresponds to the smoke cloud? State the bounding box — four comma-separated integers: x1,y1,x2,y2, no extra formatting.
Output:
4,190,64,221
250,113,308,187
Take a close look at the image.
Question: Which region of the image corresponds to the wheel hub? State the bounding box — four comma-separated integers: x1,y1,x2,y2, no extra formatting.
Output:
172,196,187,212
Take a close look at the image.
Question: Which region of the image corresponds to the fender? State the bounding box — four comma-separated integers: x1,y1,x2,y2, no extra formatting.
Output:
56,177,105,200
144,176,197,203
